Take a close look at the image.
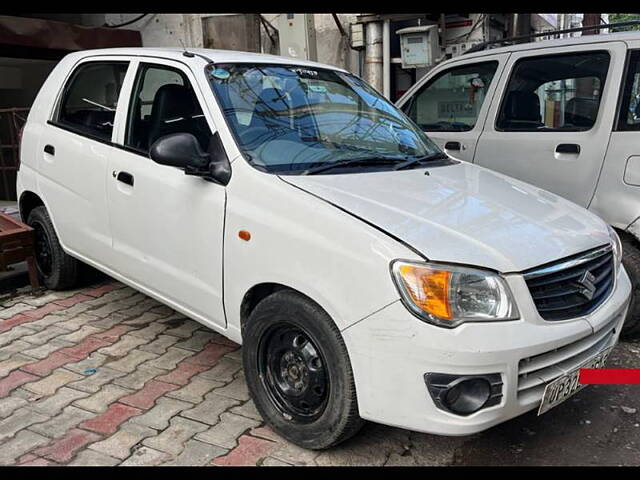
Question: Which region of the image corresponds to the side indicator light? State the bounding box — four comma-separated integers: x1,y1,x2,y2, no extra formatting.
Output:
239,230,251,242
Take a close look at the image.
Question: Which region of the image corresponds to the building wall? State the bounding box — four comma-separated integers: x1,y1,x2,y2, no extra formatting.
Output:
89,14,359,73
313,14,359,72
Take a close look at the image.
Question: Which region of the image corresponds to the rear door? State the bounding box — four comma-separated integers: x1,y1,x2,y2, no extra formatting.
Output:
397,53,509,162
37,57,131,265
590,46,640,230
473,42,627,208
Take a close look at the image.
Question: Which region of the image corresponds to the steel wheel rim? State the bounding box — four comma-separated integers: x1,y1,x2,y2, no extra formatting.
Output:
31,220,53,277
258,323,329,423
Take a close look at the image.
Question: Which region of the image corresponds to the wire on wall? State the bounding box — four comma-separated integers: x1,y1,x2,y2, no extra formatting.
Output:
104,14,149,28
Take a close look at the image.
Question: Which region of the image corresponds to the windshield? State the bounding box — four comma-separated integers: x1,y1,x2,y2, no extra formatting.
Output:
207,63,443,174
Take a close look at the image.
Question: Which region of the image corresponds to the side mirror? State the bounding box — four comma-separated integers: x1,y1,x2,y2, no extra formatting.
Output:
149,132,231,185
149,132,209,169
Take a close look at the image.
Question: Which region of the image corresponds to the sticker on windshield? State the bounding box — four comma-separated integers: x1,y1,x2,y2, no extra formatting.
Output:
212,68,231,80
290,67,318,78
309,85,327,93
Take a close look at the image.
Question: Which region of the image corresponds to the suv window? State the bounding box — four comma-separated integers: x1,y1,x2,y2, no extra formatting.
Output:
125,63,211,153
496,51,610,131
617,50,640,131
56,62,129,141
404,61,498,132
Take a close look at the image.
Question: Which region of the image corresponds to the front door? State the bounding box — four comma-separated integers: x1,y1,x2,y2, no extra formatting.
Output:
106,58,227,328
397,54,509,162
473,42,627,208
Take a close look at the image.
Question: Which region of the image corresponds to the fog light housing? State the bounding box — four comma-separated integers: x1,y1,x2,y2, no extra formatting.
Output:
425,373,502,416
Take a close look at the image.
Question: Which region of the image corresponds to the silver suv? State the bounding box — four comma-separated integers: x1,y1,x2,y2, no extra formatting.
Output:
397,31,640,336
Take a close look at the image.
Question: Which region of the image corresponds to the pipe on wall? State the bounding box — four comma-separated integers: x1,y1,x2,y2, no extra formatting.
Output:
364,21,383,93
382,19,390,99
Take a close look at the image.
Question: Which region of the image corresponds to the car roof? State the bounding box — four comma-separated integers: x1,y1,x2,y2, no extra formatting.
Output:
459,30,640,60
62,47,348,72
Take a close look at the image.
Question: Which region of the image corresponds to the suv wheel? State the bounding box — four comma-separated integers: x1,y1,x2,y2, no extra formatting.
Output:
621,233,640,338
27,206,79,290
243,289,364,450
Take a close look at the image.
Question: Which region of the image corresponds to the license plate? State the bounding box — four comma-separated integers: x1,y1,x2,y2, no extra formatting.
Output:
537,347,612,415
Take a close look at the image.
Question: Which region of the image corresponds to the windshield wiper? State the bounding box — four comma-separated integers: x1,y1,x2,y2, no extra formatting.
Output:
301,157,405,175
393,152,450,170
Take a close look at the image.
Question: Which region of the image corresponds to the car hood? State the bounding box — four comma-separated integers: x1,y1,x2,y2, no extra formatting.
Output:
280,162,610,272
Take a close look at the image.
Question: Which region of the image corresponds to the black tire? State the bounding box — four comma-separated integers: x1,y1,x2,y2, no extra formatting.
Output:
243,289,364,450
27,206,79,290
621,233,640,338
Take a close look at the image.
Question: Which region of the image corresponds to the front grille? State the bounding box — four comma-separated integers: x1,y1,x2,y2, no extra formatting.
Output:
517,315,619,400
524,245,615,321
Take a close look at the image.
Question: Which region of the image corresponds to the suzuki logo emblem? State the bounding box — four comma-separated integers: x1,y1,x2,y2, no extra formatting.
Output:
575,270,597,300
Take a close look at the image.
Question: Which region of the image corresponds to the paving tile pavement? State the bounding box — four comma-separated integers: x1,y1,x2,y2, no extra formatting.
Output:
0,279,437,466
0,280,298,466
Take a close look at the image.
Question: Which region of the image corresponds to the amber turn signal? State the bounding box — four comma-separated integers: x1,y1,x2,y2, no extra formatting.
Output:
238,230,251,241
397,264,453,320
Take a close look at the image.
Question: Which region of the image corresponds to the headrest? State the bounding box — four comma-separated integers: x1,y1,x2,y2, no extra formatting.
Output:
564,97,599,128
503,91,541,122
151,84,197,122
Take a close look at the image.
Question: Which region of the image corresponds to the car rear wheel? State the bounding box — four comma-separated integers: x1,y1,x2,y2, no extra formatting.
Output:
242,289,364,450
27,206,79,290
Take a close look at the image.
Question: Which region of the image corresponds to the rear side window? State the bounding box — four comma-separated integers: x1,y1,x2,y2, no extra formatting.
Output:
617,50,640,131
496,51,610,132
404,61,498,132
56,62,129,141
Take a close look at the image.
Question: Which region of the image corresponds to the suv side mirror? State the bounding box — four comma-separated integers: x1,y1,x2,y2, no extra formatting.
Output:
149,132,231,185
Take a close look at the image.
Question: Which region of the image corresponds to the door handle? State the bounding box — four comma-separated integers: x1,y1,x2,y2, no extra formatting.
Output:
116,171,134,187
556,143,580,154
444,141,461,151
44,144,55,155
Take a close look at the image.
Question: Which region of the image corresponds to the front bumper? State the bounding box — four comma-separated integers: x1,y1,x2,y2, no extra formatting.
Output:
342,266,632,436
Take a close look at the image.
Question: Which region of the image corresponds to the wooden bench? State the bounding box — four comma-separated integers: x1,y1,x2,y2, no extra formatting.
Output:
0,212,40,291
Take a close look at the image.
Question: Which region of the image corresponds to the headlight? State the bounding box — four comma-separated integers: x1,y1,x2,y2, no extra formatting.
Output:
608,225,622,275
391,261,519,328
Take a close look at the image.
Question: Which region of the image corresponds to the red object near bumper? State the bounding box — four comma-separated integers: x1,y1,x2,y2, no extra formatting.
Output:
580,368,640,384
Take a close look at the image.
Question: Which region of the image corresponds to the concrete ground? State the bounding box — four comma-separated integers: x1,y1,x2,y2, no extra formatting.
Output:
0,278,638,466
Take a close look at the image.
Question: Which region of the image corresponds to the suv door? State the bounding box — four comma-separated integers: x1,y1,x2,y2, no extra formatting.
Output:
397,54,509,162
474,42,627,207
107,58,227,328
590,48,640,231
40,58,130,265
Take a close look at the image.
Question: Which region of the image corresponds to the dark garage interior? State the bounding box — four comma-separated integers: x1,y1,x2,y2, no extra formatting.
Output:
0,15,141,201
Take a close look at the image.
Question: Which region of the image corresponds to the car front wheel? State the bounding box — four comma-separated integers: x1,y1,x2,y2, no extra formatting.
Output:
242,289,364,450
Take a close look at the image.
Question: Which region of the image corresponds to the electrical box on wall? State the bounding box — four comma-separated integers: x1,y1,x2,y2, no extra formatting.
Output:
350,23,365,50
396,25,440,68
278,14,318,61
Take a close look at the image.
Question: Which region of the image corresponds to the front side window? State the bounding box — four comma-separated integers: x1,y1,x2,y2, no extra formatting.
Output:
496,51,610,131
405,61,499,132
617,50,640,131
208,63,442,174
125,63,211,153
57,62,129,141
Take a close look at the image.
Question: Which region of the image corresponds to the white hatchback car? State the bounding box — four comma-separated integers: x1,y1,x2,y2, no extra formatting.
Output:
17,48,631,449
